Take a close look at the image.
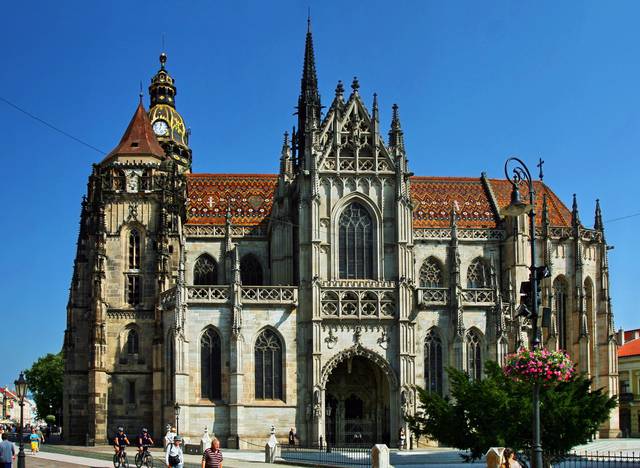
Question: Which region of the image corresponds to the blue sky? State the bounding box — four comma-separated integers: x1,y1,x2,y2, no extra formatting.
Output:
1,0,638,386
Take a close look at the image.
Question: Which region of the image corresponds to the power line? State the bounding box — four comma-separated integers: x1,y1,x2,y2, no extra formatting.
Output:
0,96,106,155
605,212,640,224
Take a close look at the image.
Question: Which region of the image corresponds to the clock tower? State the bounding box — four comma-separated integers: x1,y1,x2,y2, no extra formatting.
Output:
148,53,192,170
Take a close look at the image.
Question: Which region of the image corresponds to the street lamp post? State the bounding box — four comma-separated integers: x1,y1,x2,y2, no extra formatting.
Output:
502,157,543,468
14,372,28,468
174,402,181,436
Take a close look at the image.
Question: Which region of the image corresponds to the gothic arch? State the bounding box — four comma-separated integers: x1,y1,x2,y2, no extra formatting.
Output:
419,257,445,288
465,327,484,381
466,257,492,288
240,253,264,285
330,193,383,280
424,327,444,395
193,254,218,285
319,344,398,389
553,275,569,350
253,327,285,400
199,326,222,400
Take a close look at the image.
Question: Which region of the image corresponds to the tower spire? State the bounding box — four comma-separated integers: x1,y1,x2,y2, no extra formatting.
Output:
594,198,604,232
388,103,404,150
297,17,321,158
572,193,580,227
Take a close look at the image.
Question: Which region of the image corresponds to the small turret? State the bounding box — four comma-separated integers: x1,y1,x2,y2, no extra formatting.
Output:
388,104,405,151
594,199,604,232
571,193,580,227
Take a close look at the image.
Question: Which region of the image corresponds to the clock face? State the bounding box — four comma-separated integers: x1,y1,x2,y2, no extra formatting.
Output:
152,120,169,136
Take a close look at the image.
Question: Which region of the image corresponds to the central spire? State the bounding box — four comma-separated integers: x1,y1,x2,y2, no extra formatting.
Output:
296,16,321,159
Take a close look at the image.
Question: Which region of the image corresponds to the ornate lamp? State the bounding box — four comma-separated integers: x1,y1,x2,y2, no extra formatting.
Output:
174,402,181,436
14,372,27,468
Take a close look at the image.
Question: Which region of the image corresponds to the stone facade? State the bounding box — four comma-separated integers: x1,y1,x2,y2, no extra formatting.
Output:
63,25,620,446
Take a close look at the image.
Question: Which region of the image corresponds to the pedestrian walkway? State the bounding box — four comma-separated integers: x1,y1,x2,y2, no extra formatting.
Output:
40,443,301,467
24,451,113,467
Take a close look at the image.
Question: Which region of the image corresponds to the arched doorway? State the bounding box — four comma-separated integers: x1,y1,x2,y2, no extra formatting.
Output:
324,356,391,445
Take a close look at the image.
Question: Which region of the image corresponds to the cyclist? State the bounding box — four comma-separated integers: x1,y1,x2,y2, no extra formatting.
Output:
113,426,130,458
137,427,154,456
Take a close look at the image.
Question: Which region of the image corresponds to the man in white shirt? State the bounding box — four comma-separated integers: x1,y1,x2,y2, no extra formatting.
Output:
165,435,184,468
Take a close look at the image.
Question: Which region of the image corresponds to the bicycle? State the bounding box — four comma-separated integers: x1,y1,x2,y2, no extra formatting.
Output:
113,445,130,468
134,444,154,468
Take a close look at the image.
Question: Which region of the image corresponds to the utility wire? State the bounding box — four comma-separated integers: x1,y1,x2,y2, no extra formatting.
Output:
0,96,106,155
605,212,640,224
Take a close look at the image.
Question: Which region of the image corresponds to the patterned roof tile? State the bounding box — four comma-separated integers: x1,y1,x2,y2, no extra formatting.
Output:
186,174,278,226
410,176,497,228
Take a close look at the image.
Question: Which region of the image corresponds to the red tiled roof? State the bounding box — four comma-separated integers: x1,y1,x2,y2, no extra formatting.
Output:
488,179,572,227
185,173,572,229
410,176,497,228
186,174,278,226
620,338,640,358
103,102,165,161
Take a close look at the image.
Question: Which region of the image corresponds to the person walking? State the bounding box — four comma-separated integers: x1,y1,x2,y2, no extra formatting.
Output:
288,428,296,446
30,428,40,453
0,433,15,468
166,435,184,468
201,438,223,468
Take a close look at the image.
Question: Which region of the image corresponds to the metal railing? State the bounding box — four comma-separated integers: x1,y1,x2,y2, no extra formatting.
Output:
519,451,640,467
280,443,371,467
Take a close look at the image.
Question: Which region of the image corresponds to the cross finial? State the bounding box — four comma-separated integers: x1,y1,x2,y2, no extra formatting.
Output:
537,157,545,181
139,81,143,103
307,8,311,33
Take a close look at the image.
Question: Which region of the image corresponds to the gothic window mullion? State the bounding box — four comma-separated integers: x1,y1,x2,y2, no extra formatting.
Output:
338,202,374,280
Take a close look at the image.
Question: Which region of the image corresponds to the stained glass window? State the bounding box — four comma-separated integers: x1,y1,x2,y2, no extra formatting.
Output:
467,258,491,288
201,328,222,400
425,329,443,395
241,254,264,286
554,277,568,350
466,329,482,381
339,202,374,279
255,329,283,400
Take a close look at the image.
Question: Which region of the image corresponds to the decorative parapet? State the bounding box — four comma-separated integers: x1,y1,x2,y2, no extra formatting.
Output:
241,286,298,305
320,282,396,319
187,286,230,303
183,224,268,238
536,226,603,242
160,285,297,307
416,287,449,306
461,288,495,305
414,228,505,241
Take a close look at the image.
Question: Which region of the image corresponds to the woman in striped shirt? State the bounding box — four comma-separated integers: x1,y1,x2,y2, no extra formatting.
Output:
202,438,223,468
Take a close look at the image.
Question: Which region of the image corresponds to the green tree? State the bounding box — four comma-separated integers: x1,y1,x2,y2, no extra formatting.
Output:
24,352,64,421
406,361,616,463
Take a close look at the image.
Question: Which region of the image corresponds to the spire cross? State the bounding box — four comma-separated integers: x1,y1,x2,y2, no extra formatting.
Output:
537,157,545,181
207,196,214,208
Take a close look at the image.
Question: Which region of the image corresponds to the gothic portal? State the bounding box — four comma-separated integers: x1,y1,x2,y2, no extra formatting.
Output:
63,21,620,447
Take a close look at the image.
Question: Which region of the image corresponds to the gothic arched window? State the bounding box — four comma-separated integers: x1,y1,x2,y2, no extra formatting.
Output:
466,329,482,381
467,257,491,289
419,257,443,288
201,328,222,400
255,329,283,400
194,255,218,285
339,202,374,279
554,277,569,350
126,329,139,355
241,254,263,286
425,329,443,395
128,229,141,270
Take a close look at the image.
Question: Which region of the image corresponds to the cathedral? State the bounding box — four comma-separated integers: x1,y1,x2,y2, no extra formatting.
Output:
63,23,620,447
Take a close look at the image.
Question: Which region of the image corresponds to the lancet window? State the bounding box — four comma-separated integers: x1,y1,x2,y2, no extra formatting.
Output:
194,255,218,285
241,254,264,286
466,329,482,381
201,328,222,400
467,257,491,289
419,257,443,288
255,329,283,400
425,329,443,395
339,202,374,279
